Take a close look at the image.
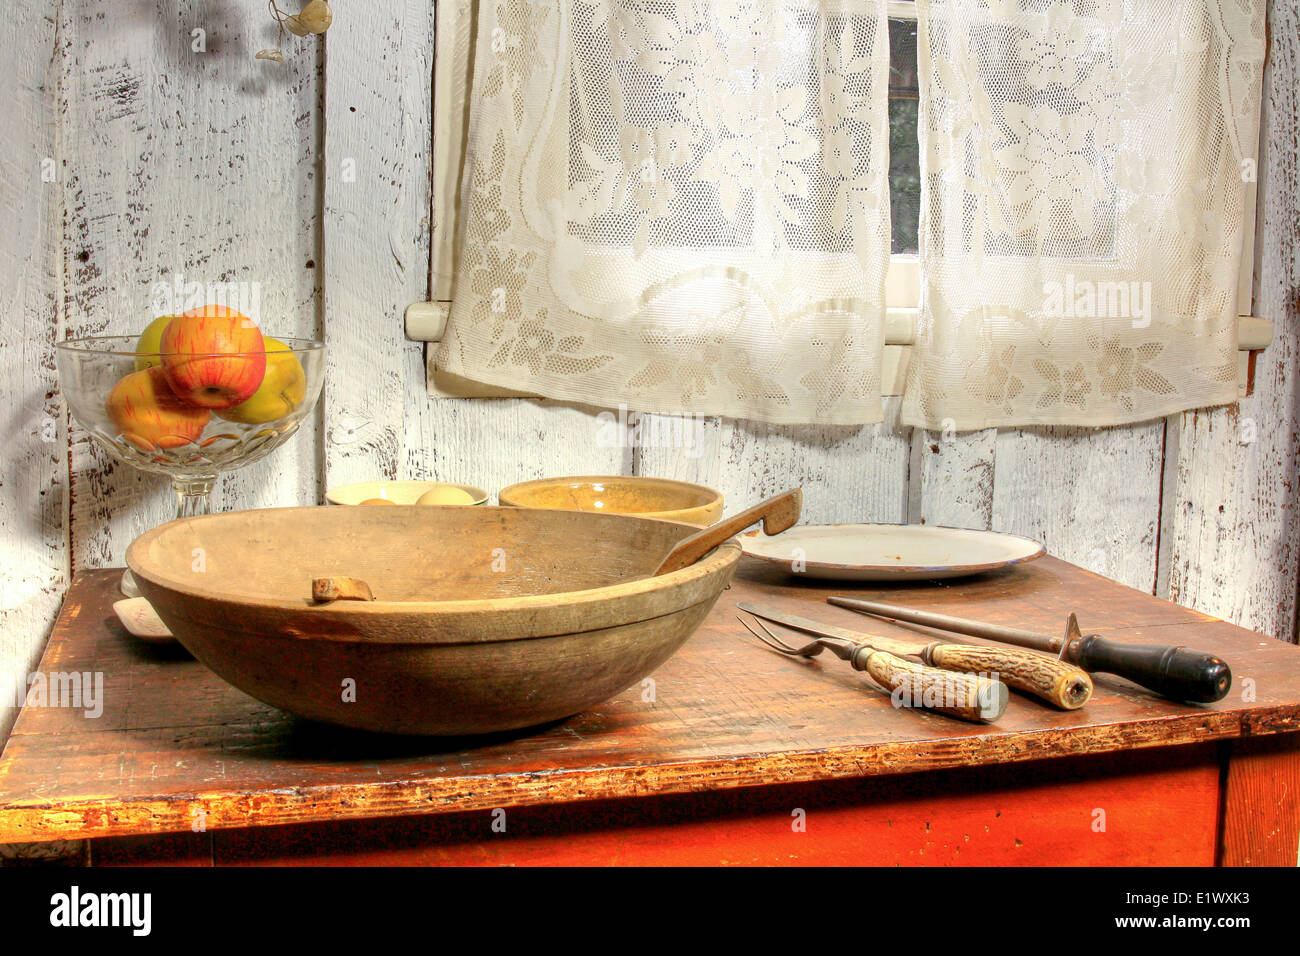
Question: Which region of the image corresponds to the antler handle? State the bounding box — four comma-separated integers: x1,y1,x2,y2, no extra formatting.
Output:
853,648,1008,723
924,643,1093,710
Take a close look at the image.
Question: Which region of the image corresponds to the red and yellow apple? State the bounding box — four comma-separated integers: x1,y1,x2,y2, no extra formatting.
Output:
105,366,210,451
215,337,307,424
160,305,266,409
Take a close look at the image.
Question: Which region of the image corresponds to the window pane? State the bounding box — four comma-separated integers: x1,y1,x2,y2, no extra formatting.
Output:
889,15,920,255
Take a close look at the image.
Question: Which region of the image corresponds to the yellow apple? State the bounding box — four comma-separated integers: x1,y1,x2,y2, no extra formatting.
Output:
416,486,476,505
215,337,307,424
133,315,178,372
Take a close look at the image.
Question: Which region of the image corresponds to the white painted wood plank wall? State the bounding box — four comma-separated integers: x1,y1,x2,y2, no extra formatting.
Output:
2,0,1296,741
59,0,324,573
0,2,65,740
1166,2,1300,642
321,1,626,499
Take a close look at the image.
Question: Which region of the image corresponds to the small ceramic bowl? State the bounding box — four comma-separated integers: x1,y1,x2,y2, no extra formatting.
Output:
326,480,489,506
498,476,723,527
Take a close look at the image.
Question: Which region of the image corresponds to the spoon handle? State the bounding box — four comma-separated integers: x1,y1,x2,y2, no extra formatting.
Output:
652,489,801,576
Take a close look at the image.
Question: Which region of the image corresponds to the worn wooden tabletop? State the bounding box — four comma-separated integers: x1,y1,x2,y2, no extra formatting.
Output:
2,559,1299,844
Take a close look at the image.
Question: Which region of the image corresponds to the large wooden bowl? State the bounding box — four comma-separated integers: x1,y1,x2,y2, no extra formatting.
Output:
499,475,724,527
126,506,739,736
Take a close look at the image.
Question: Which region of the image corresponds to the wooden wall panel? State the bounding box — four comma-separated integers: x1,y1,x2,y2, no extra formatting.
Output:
60,0,323,570
0,1,66,740
907,428,997,529
408,396,628,497
321,0,433,491
1166,1,1300,642
320,2,623,496
637,399,910,524
629,413,724,488
991,424,1166,593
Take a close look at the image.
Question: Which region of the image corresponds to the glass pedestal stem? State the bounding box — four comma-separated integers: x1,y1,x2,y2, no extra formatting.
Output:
118,476,217,597
174,477,215,519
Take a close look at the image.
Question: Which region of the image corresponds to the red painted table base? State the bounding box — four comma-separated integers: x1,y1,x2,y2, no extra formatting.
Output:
94,743,1242,866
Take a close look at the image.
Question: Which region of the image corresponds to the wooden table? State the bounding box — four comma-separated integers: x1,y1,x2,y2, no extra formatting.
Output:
2,559,1298,866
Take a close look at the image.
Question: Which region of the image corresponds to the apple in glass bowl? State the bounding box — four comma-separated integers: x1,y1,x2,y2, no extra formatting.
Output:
57,307,325,595
159,305,268,409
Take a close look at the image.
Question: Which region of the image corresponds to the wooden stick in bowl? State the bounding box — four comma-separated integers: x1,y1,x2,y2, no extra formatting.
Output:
652,489,801,576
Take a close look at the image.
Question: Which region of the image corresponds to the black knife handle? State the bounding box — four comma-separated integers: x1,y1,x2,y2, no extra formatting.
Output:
1070,636,1231,703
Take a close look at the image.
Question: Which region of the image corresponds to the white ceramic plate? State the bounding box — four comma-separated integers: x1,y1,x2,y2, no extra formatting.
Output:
740,523,1046,581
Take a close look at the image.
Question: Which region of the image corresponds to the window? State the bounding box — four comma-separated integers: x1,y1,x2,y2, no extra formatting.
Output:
888,11,920,256
413,0,1268,400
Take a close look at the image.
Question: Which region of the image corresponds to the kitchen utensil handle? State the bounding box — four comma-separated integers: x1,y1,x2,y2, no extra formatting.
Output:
853,648,1008,723
1070,637,1231,703
311,576,375,602
653,488,802,576
924,643,1093,710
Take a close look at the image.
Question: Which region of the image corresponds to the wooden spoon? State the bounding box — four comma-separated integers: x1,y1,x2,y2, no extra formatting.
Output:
652,489,802,576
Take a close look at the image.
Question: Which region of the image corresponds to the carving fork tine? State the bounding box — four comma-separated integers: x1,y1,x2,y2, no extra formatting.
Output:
737,615,827,657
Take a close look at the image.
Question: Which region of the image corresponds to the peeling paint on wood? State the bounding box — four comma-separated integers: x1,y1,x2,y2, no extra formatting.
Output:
992,423,1166,593
907,428,997,530
321,0,434,489
60,0,323,571
637,399,910,526
410,395,626,495
0,1,67,740
1167,2,1300,642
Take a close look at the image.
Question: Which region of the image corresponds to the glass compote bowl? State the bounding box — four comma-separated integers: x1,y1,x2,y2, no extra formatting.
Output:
56,335,325,596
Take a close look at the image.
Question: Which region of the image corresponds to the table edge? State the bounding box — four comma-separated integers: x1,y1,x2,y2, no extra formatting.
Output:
3,706,1297,844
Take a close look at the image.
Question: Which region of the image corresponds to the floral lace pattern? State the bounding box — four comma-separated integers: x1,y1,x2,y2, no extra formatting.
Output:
435,0,892,425
902,0,1266,430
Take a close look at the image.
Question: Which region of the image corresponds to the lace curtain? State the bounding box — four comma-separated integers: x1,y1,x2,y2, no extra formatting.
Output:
437,0,1265,429
903,0,1266,430
435,0,893,425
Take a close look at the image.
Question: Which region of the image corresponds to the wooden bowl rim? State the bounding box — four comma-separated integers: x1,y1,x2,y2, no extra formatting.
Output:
498,474,723,519
126,504,740,621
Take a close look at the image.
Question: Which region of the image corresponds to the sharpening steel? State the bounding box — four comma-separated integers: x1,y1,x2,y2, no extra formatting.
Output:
826,596,1231,704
